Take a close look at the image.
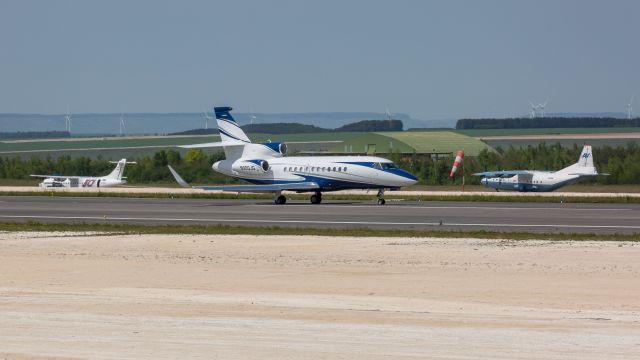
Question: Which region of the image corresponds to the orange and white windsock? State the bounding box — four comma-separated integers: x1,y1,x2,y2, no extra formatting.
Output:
449,150,464,178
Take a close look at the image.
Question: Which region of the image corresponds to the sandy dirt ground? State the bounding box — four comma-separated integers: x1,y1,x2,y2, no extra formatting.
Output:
0,232,639,359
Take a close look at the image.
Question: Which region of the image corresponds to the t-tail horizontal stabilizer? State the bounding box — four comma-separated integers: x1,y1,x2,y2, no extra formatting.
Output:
179,140,246,149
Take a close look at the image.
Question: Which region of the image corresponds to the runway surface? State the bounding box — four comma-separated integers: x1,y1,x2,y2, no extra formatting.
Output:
0,196,639,234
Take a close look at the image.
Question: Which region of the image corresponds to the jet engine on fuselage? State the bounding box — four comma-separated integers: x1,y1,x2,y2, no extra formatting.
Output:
240,142,288,159
262,142,287,156
230,159,270,175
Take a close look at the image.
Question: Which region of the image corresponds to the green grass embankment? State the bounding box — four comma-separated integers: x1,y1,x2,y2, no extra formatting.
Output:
0,221,638,241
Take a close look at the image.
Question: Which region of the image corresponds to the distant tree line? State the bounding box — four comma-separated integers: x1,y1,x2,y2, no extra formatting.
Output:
2,143,639,186
240,119,403,133
240,123,329,134
389,142,640,186
169,128,219,136
0,150,232,185
336,119,403,132
456,117,640,130
0,131,70,140
170,119,404,135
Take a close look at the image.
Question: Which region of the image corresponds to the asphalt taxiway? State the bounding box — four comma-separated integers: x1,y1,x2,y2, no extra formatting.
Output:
0,196,638,234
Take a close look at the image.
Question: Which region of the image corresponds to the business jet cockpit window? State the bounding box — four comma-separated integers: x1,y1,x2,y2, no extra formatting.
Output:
381,163,398,170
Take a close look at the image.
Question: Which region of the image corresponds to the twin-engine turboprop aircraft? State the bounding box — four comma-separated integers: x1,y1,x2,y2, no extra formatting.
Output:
474,145,605,192
169,106,418,204
31,159,136,188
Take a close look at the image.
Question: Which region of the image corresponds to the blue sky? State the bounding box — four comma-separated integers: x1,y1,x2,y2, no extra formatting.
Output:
0,0,638,119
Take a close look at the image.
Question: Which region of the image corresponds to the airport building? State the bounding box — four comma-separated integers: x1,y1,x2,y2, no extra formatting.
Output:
328,131,493,157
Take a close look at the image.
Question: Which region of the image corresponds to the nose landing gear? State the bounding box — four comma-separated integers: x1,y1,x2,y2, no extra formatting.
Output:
376,189,386,205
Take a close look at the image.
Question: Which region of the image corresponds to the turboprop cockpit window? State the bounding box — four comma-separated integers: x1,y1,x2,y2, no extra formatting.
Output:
381,163,398,170
373,163,383,170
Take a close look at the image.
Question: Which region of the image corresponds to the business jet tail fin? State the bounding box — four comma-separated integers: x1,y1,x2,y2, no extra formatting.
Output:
178,106,249,160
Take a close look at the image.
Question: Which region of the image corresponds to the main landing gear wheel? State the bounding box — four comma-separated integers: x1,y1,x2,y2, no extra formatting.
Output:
275,195,287,205
377,198,386,205
310,193,322,204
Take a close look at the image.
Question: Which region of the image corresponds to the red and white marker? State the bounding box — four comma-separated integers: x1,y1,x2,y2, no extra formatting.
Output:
449,150,464,178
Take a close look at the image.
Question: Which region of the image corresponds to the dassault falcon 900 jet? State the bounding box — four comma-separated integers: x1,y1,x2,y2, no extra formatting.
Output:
169,106,418,204
474,145,605,192
31,159,136,188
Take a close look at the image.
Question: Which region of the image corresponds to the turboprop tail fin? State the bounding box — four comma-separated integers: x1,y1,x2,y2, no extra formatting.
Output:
557,145,597,175
106,159,136,180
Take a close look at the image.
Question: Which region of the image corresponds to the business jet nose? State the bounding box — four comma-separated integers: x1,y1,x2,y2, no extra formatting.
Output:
399,169,418,186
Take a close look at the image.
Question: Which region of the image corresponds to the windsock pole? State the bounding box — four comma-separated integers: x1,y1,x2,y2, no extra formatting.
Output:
462,158,465,192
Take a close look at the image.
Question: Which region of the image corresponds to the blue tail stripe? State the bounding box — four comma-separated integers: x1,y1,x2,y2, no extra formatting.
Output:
218,128,249,143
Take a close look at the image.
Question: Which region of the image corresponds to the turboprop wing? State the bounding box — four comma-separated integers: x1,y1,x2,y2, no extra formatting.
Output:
30,174,80,179
473,170,531,177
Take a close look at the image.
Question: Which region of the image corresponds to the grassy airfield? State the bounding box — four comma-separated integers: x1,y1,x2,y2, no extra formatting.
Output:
2,127,640,158
0,132,361,158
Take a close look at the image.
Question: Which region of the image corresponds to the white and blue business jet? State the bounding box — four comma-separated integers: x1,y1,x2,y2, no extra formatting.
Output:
169,106,417,204
474,145,604,192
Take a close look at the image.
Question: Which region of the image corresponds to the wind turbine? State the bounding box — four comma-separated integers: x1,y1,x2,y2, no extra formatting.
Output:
65,106,72,133
385,105,392,120
203,109,212,129
628,95,635,120
249,106,256,125
119,113,126,136
538,99,548,118
529,101,537,118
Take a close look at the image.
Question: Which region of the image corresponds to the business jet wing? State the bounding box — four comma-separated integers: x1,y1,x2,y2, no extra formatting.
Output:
195,182,320,192
179,141,246,149
167,165,319,192
473,170,530,177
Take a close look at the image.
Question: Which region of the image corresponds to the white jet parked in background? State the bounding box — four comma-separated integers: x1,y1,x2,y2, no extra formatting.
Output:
31,159,136,188
169,106,418,204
